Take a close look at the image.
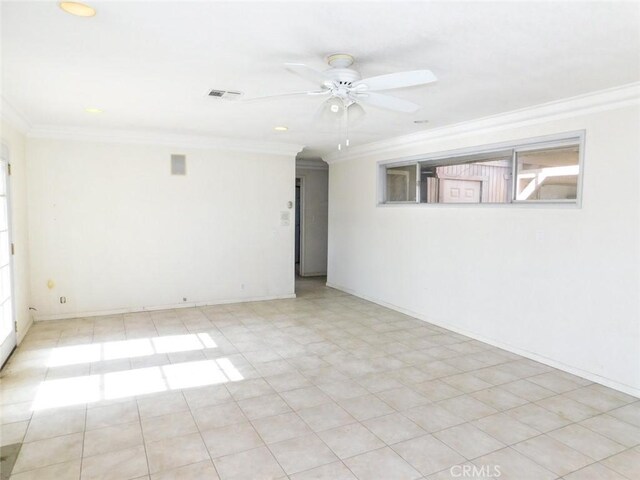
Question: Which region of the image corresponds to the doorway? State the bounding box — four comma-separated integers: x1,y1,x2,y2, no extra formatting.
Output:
294,161,329,284
0,145,15,368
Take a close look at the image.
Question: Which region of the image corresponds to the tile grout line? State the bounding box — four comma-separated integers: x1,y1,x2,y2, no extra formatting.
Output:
136,397,153,479
3,282,639,480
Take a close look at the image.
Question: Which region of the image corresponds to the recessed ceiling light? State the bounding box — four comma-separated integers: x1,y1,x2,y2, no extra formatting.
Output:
274,126,288,132
413,119,429,124
59,2,96,17
85,108,103,114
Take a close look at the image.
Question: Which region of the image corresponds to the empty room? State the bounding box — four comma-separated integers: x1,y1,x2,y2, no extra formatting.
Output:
1,1,639,479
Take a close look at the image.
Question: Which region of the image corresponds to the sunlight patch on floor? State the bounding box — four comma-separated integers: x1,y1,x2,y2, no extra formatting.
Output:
33,356,242,410
47,333,217,367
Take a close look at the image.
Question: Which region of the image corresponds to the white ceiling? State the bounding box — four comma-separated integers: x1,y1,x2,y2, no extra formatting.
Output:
2,1,639,158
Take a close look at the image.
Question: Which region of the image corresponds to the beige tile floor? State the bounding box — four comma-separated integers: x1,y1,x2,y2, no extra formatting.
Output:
1,277,639,480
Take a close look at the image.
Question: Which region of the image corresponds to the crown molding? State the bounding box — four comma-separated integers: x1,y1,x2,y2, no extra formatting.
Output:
325,82,640,164
26,125,303,157
6,81,639,161
296,158,328,170
0,97,31,133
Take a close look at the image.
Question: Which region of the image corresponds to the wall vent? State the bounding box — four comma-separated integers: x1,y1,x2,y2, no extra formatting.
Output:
208,89,243,100
171,154,186,175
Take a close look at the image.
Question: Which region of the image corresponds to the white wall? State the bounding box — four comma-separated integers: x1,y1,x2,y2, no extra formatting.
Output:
296,165,328,276
327,102,640,396
27,138,296,319
0,121,32,343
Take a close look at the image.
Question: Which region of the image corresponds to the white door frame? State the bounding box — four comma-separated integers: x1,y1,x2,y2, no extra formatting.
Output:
295,175,305,276
0,143,16,368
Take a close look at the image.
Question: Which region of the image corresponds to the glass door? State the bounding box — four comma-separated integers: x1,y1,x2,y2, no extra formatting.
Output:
0,145,15,368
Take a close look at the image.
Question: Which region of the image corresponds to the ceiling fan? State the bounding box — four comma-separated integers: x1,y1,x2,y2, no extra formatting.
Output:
247,53,437,142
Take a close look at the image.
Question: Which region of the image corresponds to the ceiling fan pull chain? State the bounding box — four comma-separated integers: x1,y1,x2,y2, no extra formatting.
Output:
344,102,349,148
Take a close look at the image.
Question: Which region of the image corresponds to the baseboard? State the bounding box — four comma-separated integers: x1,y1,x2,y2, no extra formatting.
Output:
326,281,640,398
33,293,297,321
17,317,34,345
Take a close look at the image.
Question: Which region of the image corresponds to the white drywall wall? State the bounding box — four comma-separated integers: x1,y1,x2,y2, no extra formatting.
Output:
296,165,328,276
327,103,640,396
27,138,296,319
0,121,32,343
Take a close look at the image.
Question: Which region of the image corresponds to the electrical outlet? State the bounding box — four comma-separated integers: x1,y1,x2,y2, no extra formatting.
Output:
183,297,187,302
60,296,67,304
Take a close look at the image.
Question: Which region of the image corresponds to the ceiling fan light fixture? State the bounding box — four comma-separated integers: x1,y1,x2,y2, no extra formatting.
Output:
326,97,345,114
347,102,366,125
59,2,96,17
318,97,346,124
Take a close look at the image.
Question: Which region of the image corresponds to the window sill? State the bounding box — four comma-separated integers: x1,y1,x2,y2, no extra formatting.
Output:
377,201,581,209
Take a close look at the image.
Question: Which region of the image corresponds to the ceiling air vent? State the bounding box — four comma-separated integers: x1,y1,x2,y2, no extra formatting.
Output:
208,89,243,100
171,154,186,175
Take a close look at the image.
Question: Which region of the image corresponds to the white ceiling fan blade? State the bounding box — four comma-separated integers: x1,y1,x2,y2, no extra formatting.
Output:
353,69,437,91
242,90,330,102
285,63,336,88
353,92,421,113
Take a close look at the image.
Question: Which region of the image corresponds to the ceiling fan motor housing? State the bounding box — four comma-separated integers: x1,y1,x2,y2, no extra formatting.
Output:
325,53,361,89
325,68,361,87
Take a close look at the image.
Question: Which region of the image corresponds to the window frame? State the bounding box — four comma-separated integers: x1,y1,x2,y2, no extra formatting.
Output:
378,131,585,207
383,163,420,204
